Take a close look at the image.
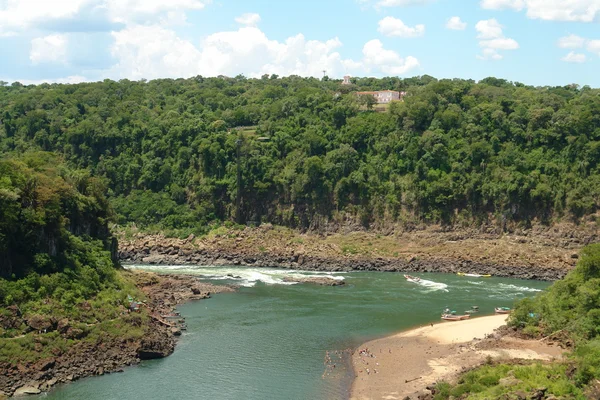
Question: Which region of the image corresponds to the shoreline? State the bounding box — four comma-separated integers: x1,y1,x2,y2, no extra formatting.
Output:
120,250,567,281
117,225,597,281
0,272,234,398
350,315,563,400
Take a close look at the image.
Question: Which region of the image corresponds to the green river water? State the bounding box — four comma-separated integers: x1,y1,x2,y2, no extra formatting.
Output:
43,266,549,400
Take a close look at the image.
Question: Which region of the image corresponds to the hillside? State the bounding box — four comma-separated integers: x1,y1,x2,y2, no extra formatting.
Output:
1,76,598,234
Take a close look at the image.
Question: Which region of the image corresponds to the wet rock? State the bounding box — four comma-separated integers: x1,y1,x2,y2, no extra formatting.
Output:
137,331,175,360
171,327,182,336
13,386,41,396
282,276,345,286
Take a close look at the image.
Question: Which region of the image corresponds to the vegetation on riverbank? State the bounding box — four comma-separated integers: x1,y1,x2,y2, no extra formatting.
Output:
0,154,147,376
1,76,599,234
433,244,600,399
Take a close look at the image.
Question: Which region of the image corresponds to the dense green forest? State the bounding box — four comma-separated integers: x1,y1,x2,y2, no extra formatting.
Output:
1,76,599,233
0,154,146,364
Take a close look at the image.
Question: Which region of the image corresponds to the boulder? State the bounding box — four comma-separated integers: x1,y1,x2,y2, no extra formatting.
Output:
282,276,345,286
137,332,175,360
26,315,53,332
13,386,41,396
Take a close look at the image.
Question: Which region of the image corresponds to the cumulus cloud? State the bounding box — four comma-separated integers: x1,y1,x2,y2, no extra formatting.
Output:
446,16,466,30
555,35,600,59
362,39,420,74
378,17,425,37
30,34,69,64
557,34,585,49
475,19,503,39
235,13,261,27
0,0,210,34
481,0,600,22
475,19,519,60
480,0,524,10
587,40,600,55
377,0,435,6
105,24,419,80
357,0,436,8
561,52,586,63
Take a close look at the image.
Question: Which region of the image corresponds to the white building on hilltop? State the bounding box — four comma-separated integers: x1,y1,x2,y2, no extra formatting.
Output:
355,90,405,104
342,75,352,85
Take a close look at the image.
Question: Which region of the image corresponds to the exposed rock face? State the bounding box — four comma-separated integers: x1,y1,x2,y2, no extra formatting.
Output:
138,331,175,360
282,276,346,286
13,386,41,396
118,224,597,281
121,246,567,281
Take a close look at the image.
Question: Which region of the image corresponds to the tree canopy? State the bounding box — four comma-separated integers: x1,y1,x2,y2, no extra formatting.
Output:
1,75,598,232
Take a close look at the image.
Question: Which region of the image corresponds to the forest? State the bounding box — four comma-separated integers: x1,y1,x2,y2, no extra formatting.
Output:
1,75,599,234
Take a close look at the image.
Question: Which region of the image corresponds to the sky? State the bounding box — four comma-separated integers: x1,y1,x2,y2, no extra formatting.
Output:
0,0,599,86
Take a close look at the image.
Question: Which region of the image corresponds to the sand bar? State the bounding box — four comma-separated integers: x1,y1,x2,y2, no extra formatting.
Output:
350,314,562,400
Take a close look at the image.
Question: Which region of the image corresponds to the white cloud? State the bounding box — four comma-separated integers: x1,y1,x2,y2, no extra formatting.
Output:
479,38,519,50
30,34,69,64
377,17,425,37
557,34,585,49
475,19,503,39
481,0,600,22
377,0,434,6
446,16,466,30
0,0,89,34
561,52,586,63
525,0,600,22
587,40,600,55
362,39,420,74
475,19,519,60
554,35,600,57
480,0,524,10
104,0,208,24
105,24,419,80
0,0,210,34
235,13,261,27
357,0,435,7
477,48,503,60
3,75,89,85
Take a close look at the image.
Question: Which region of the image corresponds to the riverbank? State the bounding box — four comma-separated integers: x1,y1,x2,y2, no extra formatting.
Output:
0,272,233,398
117,223,598,281
350,315,564,400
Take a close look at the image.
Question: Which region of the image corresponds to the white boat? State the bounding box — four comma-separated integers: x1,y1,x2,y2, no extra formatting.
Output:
441,314,470,321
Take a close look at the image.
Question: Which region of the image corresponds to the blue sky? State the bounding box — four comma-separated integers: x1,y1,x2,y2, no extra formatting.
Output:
0,0,599,86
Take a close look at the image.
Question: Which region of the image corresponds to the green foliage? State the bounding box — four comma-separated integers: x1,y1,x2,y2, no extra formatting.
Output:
0,153,146,365
1,76,598,230
434,363,584,399
0,153,115,279
441,245,600,398
509,244,600,341
574,338,600,386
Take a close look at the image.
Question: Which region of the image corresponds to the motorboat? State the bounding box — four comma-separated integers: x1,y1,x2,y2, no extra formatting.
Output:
441,314,470,321
495,307,511,314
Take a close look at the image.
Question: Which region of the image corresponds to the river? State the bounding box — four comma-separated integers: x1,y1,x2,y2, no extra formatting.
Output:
43,266,549,400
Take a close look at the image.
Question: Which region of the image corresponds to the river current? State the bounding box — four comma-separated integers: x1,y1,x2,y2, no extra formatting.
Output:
43,266,549,400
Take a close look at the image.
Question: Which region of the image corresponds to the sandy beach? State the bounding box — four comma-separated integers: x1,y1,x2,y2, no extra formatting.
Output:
350,315,563,400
